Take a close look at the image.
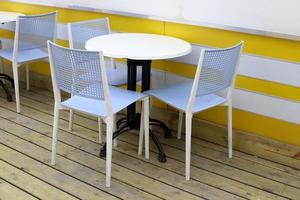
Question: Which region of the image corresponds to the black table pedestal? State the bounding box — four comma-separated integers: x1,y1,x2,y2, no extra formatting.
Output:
99,59,171,162
0,73,13,102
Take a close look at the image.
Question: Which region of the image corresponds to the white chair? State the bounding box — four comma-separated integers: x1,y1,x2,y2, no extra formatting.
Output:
145,42,243,180
67,18,142,143
47,41,149,187
0,12,57,113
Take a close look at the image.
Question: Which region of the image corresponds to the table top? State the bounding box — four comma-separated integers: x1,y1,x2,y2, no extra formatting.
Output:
0,11,24,23
85,33,192,60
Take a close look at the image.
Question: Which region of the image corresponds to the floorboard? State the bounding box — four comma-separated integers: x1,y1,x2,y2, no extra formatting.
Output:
0,87,299,200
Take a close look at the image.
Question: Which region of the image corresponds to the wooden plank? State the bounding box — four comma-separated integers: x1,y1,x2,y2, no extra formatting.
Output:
177,132,300,177
121,129,300,198
134,135,300,198
25,86,300,172
121,134,300,200
148,133,300,188
0,178,39,200
98,140,289,200
0,108,278,200
153,104,300,170
0,145,120,200
2,86,300,199
12,92,300,189
0,160,79,200
0,131,161,200
70,107,300,178
189,119,300,169
160,105,300,170
0,99,292,199
0,110,236,200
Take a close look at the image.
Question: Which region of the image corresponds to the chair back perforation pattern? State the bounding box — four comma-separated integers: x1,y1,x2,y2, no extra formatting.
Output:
17,12,56,52
48,42,105,100
69,18,110,50
196,43,243,96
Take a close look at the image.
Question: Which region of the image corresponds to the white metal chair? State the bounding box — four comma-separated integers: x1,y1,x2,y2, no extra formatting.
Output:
145,42,243,180
0,12,57,113
47,41,149,187
67,18,142,143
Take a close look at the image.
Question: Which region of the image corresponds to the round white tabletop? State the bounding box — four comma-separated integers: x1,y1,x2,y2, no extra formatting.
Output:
0,11,24,23
85,33,192,60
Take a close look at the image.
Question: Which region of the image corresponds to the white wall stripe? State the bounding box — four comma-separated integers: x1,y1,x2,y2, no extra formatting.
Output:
4,0,300,41
239,54,300,87
171,44,300,88
233,89,300,124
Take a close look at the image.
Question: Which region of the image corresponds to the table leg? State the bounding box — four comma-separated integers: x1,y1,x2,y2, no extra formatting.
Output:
100,59,170,163
140,59,151,92
127,59,137,126
0,79,12,102
0,40,13,102
139,60,171,138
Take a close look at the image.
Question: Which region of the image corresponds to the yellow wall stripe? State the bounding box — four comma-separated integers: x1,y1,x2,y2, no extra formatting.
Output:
0,30,14,39
235,76,300,102
165,22,300,63
195,107,300,146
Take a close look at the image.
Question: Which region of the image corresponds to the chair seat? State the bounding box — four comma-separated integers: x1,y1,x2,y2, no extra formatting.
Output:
61,86,146,117
0,48,48,64
144,81,227,113
105,61,142,86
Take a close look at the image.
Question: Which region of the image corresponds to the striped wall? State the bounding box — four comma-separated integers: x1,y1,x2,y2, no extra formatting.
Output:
1,1,300,146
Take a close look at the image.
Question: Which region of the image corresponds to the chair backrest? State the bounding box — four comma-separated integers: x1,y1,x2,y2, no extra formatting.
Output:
187,42,243,112
68,18,110,50
13,12,57,61
47,41,112,115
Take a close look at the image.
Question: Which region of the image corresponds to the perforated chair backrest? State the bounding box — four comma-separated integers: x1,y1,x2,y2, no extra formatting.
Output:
68,18,110,50
47,41,110,102
196,42,243,97
186,42,243,112
14,12,57,59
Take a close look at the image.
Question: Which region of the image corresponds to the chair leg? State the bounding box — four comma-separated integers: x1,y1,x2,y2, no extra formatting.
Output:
106,115,114,187
98,117,103,144
185,112,192,180
228,103,233,158
12,62,20,113
113,115,118,147
144,97,150,159
177,111,183,139
68,109,74,132
51,104,60,165
25,64,30,91
138,103,144,156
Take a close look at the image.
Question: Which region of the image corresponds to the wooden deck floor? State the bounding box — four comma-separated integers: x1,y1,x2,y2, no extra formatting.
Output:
0,86,300,200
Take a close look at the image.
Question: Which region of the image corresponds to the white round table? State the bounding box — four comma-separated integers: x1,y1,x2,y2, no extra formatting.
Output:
86,33,192,162
0,11,24,102
86,33,191,60
0,11,24,23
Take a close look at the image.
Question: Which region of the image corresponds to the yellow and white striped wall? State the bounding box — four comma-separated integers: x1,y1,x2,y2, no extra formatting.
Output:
1,1,300,146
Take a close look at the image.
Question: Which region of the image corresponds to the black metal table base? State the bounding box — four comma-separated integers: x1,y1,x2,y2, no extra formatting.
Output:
99,59,171,163
116,117,172,139
100,114,171,162
0,73,14,102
